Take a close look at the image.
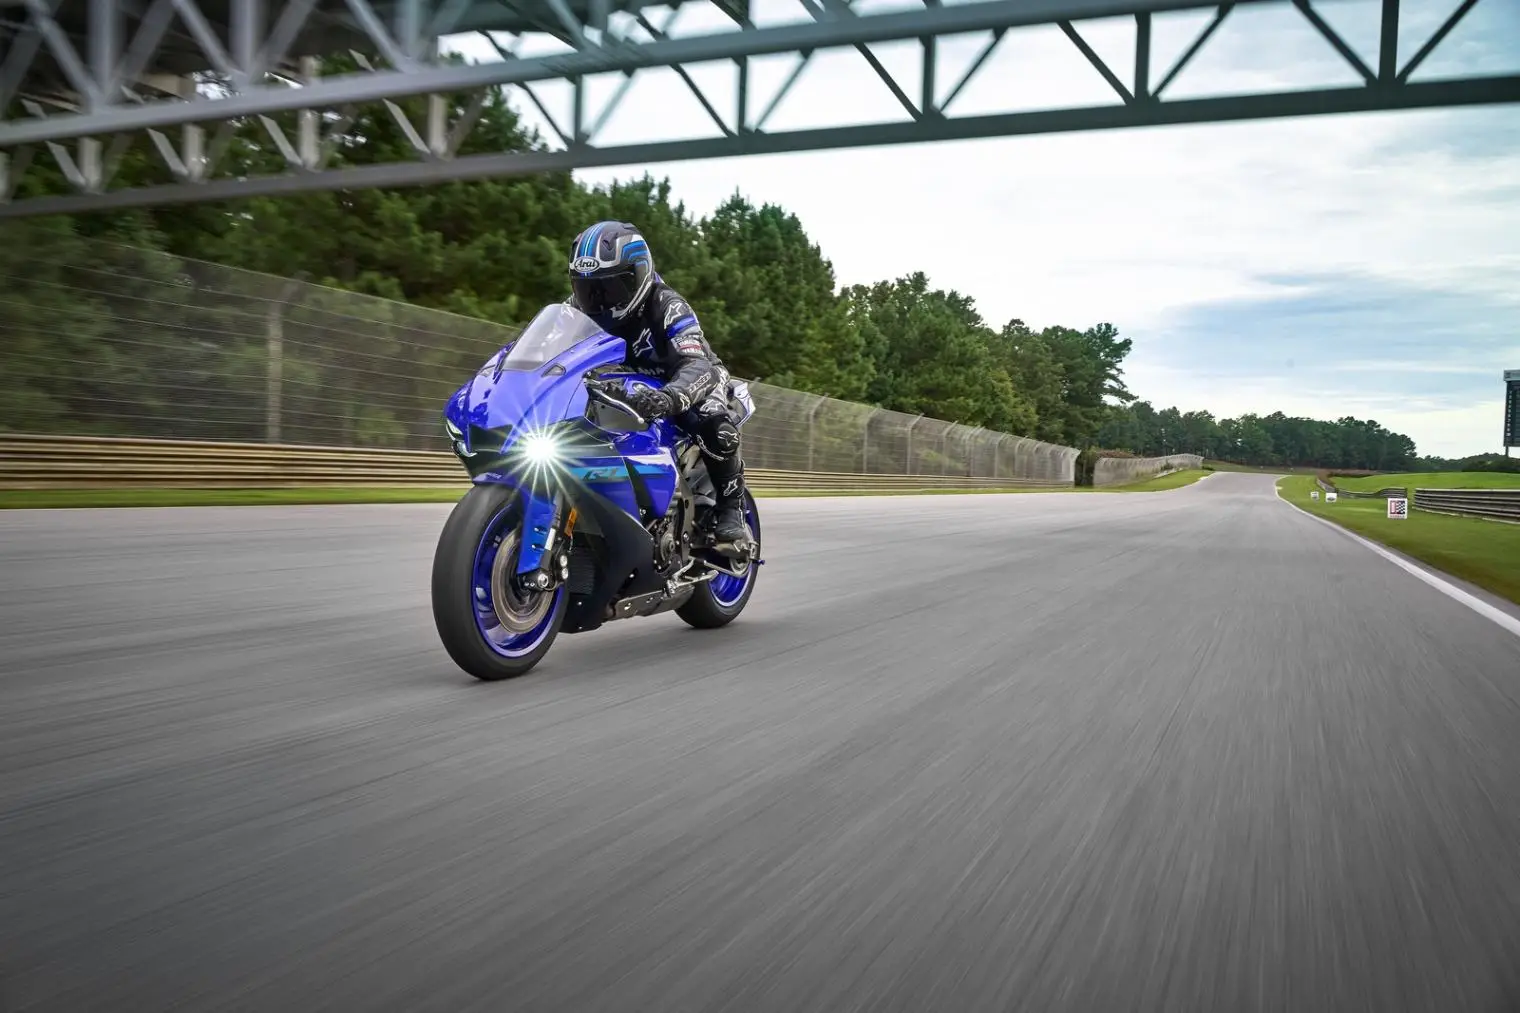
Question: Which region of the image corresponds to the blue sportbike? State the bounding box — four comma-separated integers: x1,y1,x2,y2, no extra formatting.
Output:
431,303,763,681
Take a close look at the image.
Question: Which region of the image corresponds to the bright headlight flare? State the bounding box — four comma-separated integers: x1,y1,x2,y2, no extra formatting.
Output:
520,431,561,465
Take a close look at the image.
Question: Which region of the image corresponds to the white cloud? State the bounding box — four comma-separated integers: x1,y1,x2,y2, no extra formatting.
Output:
444,0,1520,456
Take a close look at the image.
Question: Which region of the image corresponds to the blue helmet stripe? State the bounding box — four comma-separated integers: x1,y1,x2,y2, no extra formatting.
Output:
579,221,611,259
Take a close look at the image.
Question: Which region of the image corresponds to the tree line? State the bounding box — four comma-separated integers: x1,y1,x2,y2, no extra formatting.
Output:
1098,403,1420,472
1414,453,1520,474
4,57,1429,469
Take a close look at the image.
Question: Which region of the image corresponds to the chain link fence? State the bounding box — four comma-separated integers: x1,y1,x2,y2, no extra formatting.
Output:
0,221,1078,485
1092,454,1205,487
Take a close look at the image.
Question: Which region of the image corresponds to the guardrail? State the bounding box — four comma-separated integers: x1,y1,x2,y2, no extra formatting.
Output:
1317,473,1406,499
0,434,1071,494
1412,488,1520,523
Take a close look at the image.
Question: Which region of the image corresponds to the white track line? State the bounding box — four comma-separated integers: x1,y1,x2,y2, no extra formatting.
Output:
1275,484,1520,641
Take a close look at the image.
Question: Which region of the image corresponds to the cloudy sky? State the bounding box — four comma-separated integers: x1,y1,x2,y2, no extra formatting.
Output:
450,0,1520,457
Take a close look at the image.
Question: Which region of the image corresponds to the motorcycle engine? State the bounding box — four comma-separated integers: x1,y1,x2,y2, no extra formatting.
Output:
649,499,687,572
650,515,677,570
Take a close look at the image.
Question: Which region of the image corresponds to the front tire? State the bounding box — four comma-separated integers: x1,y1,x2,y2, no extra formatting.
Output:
677,491,762,629
432,484,566,681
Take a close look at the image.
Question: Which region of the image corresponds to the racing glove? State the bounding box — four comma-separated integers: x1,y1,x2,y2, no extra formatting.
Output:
628,386,675,420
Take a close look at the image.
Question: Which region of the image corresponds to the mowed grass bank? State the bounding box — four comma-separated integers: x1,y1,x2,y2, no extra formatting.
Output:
1332,471,1520,493
1,472,1216,509
0,487,474,509
0,484,1076,509
1206,461,1319,475
1277,475,1520,606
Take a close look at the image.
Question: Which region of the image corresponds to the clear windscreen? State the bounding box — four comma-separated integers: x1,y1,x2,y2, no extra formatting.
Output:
491,303,603,372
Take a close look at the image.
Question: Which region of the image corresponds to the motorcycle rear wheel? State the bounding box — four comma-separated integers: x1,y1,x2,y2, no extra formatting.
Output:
677,491,762,629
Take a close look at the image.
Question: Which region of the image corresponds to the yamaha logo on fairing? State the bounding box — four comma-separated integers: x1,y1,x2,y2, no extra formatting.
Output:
573,256,600,274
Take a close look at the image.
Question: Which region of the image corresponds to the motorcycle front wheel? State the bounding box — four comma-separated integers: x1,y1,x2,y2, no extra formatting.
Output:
431,484,567,681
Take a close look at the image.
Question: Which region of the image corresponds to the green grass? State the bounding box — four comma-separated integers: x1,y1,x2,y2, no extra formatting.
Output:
0,487,475,509
0,483,1077,509
3,470,1242,510
1100,468,1210,492
1332,471,1520,492
1276,475,1520,605
754,486,1068,498
1205,461,1319,475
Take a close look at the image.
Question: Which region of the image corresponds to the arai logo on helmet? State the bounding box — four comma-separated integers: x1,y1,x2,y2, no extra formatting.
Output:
572,256,600,274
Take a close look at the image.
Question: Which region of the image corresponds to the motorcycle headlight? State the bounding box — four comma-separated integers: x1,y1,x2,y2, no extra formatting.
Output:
520,431,560,465
444,417,471,457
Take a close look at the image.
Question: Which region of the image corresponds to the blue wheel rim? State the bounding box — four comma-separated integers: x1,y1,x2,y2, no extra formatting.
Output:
710,499,760,608
471,505,563,658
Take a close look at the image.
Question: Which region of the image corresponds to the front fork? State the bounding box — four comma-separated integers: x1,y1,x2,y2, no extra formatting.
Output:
513,487,576,593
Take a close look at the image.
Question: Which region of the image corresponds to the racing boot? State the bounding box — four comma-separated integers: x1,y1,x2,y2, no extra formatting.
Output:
707,454,751,549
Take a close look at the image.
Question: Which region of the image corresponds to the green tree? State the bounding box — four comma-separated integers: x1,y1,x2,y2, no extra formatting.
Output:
691,195,871,400
1098,400,1420,469
846,274,1034,433
997,321,1066,441
1036,322,1134,447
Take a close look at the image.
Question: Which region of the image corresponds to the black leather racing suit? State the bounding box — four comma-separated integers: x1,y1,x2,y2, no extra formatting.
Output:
568,280,747,512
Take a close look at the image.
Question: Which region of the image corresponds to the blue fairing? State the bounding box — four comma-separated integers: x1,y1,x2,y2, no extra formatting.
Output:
443,318,688,578
443,331,624,448
595,372,682,518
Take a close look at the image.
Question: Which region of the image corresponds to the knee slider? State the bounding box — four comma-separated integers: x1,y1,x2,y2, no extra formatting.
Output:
710,420,740,457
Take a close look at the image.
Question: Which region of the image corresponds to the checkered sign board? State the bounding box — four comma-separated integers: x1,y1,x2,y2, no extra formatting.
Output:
1506,370,1520,448
1387,497,1409,520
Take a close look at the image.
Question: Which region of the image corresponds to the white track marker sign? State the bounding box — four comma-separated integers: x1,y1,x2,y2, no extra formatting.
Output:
1388,497,1409,520
1325,492,1338,503
1311,490,1320,501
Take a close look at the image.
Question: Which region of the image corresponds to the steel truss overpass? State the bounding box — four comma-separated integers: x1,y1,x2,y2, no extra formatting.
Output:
1,0,1517,216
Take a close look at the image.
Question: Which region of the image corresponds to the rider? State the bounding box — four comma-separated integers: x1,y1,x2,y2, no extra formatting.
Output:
566,220,750,545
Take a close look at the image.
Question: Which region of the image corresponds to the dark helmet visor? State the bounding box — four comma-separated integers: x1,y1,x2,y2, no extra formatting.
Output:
571,269,640,318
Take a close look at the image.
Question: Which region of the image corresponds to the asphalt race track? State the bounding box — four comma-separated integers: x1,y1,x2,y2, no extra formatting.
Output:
3,473,1519,1013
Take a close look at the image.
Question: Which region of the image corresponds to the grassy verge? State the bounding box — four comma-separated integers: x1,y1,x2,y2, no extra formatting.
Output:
754,486,1069,498
0,487,475,509
2,470,1242,509
1206,461,1318,475
1276,475,1520,605
0,484,1076,509
1099,469,1210,492
1332,471,1520,492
